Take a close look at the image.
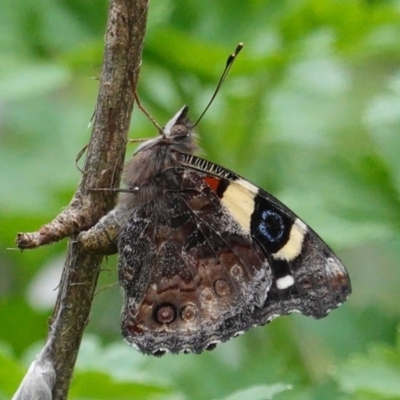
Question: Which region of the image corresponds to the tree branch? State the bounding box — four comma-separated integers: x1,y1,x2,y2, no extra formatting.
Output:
13,1,149,399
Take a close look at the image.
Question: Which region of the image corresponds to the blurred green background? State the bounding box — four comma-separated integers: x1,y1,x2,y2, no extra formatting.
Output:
1,0,400,399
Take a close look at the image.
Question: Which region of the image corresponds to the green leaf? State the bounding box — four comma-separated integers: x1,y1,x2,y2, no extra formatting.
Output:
69,371,175,400
0,63,69,102
0,345,25,398
218,384,292,400
335,328,400,398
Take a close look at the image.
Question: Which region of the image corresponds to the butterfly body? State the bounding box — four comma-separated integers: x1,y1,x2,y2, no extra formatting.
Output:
114,106,351,356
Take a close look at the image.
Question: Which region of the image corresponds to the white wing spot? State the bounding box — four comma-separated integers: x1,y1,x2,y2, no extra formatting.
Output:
276,275,295,290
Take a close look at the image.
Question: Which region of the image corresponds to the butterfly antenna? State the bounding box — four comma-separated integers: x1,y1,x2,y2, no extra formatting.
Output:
193,42,243,128
133,92,163,134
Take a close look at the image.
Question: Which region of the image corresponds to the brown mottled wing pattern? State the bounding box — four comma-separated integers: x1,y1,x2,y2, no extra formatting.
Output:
119,168,272,355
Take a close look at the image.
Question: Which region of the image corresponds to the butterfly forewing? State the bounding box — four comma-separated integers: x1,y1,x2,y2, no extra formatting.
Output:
179,154,351,321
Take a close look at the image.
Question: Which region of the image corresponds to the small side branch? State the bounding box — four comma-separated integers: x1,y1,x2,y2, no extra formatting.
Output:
16,201,94,249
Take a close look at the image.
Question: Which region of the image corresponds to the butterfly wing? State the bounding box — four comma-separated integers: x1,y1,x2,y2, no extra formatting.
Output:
251,189,351,321
178,154,351,320
119,168,272,355
119,155,351,355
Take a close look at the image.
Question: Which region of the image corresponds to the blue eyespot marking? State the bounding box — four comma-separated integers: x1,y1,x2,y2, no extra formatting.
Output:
257,210,285,243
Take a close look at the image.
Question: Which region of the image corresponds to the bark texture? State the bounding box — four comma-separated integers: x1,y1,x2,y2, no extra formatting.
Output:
13,1,149,399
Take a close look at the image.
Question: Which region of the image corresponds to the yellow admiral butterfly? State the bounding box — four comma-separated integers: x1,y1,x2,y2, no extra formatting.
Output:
79,45,351,356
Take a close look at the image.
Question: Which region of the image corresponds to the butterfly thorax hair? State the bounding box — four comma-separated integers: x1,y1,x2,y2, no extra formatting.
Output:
120,106,198,208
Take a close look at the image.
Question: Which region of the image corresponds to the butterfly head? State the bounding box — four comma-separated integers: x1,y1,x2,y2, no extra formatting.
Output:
123,106,198,192
163,105,190,137
134,105,197,156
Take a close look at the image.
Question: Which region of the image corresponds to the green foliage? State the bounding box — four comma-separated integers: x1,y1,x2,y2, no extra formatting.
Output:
335,327,400,399
1,0,400,399
0,345,26,399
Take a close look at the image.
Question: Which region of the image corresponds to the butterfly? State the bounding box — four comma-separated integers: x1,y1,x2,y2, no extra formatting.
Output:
80,45,351,356
103,105,350,356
